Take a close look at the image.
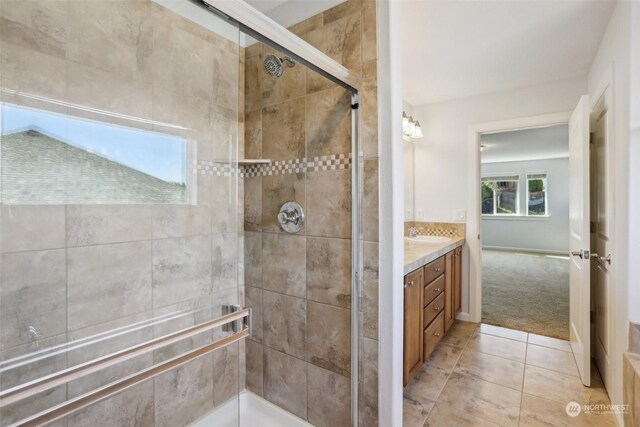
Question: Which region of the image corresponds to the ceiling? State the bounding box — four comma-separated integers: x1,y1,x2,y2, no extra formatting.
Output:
401,0,616,106
480,125,569,164
244,0,346,29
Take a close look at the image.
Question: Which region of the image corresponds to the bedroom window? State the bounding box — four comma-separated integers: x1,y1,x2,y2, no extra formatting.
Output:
481,175,519,215
527,173,547,215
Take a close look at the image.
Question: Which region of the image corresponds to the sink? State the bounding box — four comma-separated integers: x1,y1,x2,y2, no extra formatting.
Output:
406,235,452,244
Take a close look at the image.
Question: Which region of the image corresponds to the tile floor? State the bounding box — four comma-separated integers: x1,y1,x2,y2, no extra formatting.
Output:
403,322,618,426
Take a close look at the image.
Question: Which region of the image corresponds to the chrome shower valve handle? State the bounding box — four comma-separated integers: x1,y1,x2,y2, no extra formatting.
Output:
277,201,304,233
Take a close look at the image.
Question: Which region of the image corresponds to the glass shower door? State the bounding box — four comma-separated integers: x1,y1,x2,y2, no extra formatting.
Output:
0,1,244,425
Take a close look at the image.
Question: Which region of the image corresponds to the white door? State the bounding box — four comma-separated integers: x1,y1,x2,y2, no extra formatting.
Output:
569,95,591,386
592,94,613,391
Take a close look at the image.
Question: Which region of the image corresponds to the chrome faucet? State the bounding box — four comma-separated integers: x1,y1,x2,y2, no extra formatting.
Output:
408,227,418,238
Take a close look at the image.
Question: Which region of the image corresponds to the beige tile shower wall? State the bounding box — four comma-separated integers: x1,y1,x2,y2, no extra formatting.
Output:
0,1,242,425
242,1,379,426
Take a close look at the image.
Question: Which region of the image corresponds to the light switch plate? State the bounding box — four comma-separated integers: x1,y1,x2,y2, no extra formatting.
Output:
405,209,412,220
453,209,466,221
416,209,424,220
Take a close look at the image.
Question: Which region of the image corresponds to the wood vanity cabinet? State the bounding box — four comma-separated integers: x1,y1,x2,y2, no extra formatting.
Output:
403,245,464,387
403,267,424,386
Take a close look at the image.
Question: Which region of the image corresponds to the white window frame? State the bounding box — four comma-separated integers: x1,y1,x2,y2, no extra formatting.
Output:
481,174,520,216
526,172,548,216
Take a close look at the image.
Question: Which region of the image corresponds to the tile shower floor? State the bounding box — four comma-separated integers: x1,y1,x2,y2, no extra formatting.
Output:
403,322,617,426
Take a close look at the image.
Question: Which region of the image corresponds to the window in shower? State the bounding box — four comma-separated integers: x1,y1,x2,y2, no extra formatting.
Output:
1,103,190,204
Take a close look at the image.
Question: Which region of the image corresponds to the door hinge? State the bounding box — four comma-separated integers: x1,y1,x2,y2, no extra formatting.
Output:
589,132,595,144
590,221,596,234
590,310,595,323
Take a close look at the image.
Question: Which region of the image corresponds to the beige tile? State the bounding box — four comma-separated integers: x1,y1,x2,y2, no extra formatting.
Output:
261,172,305,234
244,52,263,113
245,41,263,58
466,331,527,363
306,237,351,308
66,205,151,247
479,323,528,342
404,364,450,403
306,169,351,239
67,61,153,120
519,393,617,427
439,320,477,348
361,75,379,159
308,365,351,427
245,339,264,396
1,205,65,253
213,342,239,406
263,346,307,419
244,231,262,286
262,233,306,297
210,103,240,160
432,372,521,426
360,337,379,427
528,333,572,352
288,14,323,36
403,396,434,427
454,349,525,390
211,232,238,292
424,343,463,373
306,87,352,158
68,382,154,427
67,242,152,330
245,286,263,343
307,301,351,376
211,175,239,234
363,159,379,241
262,291,306,359
323,0,364,25
151,203,212,240
68,0,153,81
363,241,379,339
244,108,262,158
152,235,212,308
425,404,501,427
262,97,305,160
244,176,263,233
154,355,214,427
361,0,377,63
523,365,609,405
0,40,66,99
0,0,67,59
526,344,579,377
1,250,66,349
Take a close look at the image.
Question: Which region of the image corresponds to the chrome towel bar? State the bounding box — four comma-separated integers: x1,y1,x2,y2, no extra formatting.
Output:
1,308,251,409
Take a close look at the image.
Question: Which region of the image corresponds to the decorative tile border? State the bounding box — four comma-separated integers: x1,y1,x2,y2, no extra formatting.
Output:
193,153,352,178
404,221,466,238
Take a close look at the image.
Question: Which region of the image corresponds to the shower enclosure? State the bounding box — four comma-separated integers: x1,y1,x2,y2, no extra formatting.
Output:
0,0,364,426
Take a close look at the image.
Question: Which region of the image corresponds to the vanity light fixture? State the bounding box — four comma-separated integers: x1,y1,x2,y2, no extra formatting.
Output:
402,111,423,139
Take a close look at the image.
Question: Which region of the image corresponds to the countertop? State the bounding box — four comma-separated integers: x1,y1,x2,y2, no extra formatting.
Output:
404,237,465,275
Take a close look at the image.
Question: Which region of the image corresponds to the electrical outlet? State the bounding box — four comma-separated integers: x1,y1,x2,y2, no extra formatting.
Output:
416,209,424,220
453,209,466,221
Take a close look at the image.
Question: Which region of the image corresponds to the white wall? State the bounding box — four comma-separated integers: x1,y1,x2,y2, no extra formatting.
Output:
481,158,569,254
403,100,415,221
412,75,587,315
587,0,631,414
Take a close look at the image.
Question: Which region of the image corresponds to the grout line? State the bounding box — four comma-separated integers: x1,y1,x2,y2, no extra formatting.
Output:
518,336,528,425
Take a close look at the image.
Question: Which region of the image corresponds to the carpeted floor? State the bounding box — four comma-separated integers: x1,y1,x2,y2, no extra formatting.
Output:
482,249,569,340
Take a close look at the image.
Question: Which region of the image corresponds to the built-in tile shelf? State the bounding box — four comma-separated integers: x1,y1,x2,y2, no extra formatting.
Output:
239,159,271,165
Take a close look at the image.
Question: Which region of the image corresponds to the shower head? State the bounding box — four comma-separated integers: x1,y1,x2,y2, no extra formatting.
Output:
263,54,296,78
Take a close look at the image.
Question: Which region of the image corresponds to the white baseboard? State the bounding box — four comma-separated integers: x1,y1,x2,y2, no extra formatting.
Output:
456,312,471,322
481,245,568,256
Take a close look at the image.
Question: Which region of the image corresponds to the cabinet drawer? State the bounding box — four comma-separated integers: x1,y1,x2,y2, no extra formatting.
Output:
424,256,445,284
423,292,445,328
423,311,445,360
424,274,445,306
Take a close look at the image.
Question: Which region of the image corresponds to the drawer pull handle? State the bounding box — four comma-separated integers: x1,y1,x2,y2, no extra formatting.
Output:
434,288,441,292
434,268,442,272
434,332,440,337
434,307,440,311
404,280,415,288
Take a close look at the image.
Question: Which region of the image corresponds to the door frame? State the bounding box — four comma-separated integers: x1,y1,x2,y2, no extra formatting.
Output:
466,112,572,323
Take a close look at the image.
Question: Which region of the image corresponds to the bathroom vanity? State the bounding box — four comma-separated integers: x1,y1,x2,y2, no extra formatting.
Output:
403,236,465,386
